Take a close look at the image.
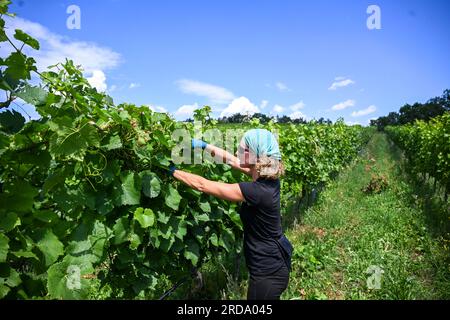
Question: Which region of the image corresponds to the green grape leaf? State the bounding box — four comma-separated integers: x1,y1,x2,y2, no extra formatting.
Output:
0,179,38,213
132,272,158,296
14,29,40,50
209,233,219,247
0,284,9,299
157,211,170,225
170,217,187,240
149,228,160,249
49,121,100,160
141,171,161,198
184,240,200,266
0,109,25,134
113,216,129,245
156,154,171,167
0,234,9,262
95,192,114,215
195,213,209,222
133,207,155,228
129,232,142,250
158,224,173,240
66,239,91,256
43,167,71,194
218,229,234,253
165,185,181,210
199,200,211,213
0,265,22,289
88,221,111,260
11,249,38,260
47,255,95,299
102,134,122,150
0,18,7,42
0,212,19,232
171,238,185,253
226,208,242,228
14,84,47,105
0,131,10,153
34,210,59,224
36,229,64,267
4,52,35,83
159,237,175,253
120,171,141,205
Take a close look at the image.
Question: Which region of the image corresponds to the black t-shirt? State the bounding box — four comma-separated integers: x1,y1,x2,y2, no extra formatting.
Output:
238,178,284,276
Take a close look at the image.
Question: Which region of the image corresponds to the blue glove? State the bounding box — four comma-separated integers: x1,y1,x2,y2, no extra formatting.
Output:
168,162,177,176
192,139,208,149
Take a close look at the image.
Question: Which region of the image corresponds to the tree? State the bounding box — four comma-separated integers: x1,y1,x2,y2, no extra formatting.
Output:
276,115,292,124
371,89,449,130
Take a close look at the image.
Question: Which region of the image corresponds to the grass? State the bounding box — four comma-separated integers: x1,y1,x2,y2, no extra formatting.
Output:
217,132,449,300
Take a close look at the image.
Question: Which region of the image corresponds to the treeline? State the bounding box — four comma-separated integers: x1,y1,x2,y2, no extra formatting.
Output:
371,89,450,130
186,113,333,124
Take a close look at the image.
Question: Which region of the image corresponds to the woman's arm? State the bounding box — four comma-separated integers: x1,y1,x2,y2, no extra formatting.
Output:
204,144,251,176
173,169,245,202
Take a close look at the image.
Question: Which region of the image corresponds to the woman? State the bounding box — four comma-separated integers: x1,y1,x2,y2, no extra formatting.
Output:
169,128,292,300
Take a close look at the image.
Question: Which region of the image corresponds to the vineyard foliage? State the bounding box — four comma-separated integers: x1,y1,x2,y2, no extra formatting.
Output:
385,113,450,193
0,2,372,299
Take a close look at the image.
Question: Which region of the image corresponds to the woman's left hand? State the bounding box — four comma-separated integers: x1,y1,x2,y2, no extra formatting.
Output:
168,162,177,176
192,139,208,149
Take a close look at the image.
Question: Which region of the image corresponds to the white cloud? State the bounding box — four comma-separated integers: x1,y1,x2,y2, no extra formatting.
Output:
146,104,167,113
275,82,290,92
1,16,121,97
220,97,259,117
176,79,235,104
331,99,355,111
175,103,201,119
108,85,117,93
260,100,269,109
351,105,377,117
328,77,355,90
87,70,107,92
272,104,284,114
345,120,361,126
129,83,141,89
289,111,308,120
290,101,305,111
3,16,121,73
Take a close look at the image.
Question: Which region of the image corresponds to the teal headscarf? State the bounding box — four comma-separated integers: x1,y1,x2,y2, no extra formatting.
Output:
242,129,282,160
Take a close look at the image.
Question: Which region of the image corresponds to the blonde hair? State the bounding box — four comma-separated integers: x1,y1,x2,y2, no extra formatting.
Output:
254,155,285,179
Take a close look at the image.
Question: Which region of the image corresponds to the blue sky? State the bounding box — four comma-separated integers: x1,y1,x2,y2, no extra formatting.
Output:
4,0,450,124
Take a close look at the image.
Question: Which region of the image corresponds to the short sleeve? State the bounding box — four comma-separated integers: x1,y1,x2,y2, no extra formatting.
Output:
238,181,261,206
